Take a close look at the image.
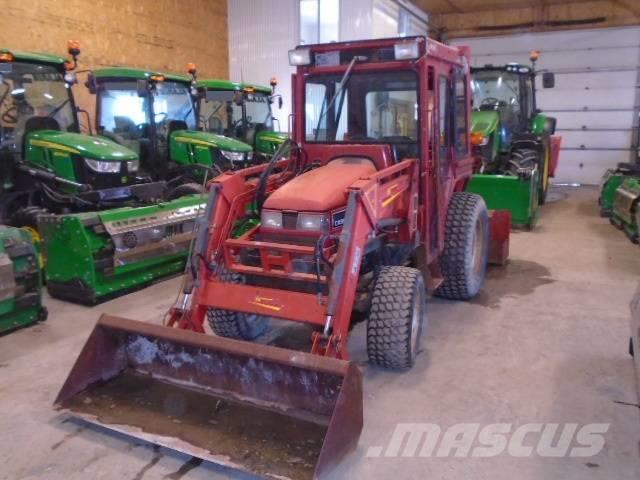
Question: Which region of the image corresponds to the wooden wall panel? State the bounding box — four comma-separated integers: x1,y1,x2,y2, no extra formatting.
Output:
2,0,229,133
428,0,640,39
1,0,228,78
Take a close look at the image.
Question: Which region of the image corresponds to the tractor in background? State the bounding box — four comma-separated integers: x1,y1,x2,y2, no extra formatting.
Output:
599,162,640,218
57,36,511,479
188,65,287,161
609,175,640,243
87,67,254,197
0,225,47,333
0,44,207,304
466,52,561,228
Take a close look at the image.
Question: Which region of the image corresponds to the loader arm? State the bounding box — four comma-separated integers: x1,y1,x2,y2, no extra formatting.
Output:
174,158,418,360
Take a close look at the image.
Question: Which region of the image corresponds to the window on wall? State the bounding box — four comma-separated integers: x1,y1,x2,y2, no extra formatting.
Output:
373,0,428,38
300,0,340,44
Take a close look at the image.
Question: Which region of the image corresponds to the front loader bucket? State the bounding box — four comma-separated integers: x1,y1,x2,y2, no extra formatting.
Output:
54,315,363,480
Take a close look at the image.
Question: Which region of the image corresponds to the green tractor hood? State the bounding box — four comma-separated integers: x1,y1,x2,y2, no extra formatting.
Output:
471,110,499,137
171,130,252,152
255,130,288,155
28,130,137,161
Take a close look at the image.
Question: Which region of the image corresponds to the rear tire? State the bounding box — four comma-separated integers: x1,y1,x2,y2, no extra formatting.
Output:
435,192,489,300
206,268,269,340
167,182,205,200
538,139,551,205
367,266,426,370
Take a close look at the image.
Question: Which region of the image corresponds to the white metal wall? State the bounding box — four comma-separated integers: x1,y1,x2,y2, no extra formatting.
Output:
228,0,429,128
227,0,298,128
453,27,640,185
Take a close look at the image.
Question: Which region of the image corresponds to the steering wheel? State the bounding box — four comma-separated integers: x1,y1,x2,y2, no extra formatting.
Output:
154,112,168,123
1,106,18,123
480,97,501,109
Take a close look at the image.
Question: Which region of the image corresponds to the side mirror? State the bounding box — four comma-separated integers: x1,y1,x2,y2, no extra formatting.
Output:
542,72,555,88
278,96,283,110
544,116,557,135
85,72,97,94
137,79,149,97
197,86,206,99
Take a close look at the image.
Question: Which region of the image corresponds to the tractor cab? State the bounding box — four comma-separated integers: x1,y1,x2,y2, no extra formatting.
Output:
470,57,556,164
89,68,253,194
0,45,160,224
193,77,287,159
465,54,560,227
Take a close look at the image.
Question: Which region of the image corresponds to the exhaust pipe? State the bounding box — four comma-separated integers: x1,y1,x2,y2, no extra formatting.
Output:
55,315,363,479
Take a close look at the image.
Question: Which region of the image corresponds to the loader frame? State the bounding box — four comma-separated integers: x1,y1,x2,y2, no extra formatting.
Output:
168,37,510,360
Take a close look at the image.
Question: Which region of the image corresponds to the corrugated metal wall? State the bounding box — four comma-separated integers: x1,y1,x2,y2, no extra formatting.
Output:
453,27,640,185
228,0,429,125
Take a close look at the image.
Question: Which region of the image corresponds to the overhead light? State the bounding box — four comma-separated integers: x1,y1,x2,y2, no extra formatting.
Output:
289,48,311,66
394,40,420,60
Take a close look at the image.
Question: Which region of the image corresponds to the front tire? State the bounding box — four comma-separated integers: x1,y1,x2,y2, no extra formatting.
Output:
367,266,427,370
435,192,489,300
207,309,269,340
167,182,205,200
206,268,269,340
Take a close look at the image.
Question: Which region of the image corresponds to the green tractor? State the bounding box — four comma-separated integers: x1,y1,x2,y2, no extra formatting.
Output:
599,163,640,218
465,52,561,228
190,69,287,160
0,45,207,305
610,176,640,243
0,225,47,333
87,67,254,193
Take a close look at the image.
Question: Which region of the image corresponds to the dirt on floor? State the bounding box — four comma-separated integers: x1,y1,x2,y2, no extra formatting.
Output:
0,186,639,480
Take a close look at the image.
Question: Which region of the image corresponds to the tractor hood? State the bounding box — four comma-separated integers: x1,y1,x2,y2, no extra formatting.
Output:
471,110,499,136
170,130,252,152
264,158,376,212
28,131,137,161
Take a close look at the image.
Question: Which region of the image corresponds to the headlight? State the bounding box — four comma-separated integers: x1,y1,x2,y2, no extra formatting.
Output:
288,48,311,66
85,158,121,173
261,210,283,229
394,40,420,60
246,151,253,162
297,213,329,233
221,150,247,162
127,160,139,172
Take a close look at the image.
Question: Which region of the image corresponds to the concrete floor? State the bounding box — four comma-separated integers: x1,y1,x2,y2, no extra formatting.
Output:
1,186,639,480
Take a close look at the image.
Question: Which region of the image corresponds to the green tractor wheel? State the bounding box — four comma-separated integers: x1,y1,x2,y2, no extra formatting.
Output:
167,182,206,200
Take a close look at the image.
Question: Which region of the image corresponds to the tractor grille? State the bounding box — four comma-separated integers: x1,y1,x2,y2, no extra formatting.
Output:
102,203,205,266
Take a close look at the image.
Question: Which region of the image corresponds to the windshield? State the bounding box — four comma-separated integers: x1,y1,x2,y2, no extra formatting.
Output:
97,79,196,155
304,70,418,143
0,62,77,153
199,90,273,137
471,70,522,112
154,81,196,129
98,80,148,154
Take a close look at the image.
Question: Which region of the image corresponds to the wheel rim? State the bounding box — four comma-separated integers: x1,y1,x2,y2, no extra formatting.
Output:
410,286,423,359
471,216,485,277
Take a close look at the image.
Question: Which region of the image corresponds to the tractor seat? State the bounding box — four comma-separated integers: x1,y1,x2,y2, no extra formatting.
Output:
168,120,188,134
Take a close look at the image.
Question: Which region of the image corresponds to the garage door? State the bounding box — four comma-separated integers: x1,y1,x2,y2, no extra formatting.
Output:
453,27,640,185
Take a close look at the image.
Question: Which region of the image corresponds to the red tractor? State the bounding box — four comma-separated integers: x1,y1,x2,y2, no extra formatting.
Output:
56,37,510,480
168,36,509,367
